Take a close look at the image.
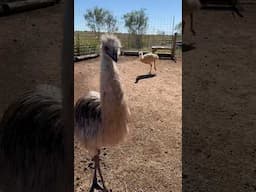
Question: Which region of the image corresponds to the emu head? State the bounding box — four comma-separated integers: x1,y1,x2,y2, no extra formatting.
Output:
101,34,121,62
138,51,143,58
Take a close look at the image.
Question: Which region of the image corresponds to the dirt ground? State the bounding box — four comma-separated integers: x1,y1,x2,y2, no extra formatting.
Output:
0,3,64,118
74,56,182,192
182,3,256,192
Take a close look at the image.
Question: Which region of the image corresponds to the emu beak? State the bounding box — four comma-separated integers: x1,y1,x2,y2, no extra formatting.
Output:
106,48,118,62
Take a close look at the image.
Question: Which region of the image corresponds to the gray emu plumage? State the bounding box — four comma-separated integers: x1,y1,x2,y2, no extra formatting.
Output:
0,84,65,192
75,34,130,192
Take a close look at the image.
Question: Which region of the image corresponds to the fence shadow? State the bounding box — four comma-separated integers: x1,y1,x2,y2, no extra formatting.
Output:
135,73,156,84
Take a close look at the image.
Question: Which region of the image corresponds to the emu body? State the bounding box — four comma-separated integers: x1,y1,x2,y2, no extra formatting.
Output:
75,34,130,192
0,85,64,192
138,51,159,74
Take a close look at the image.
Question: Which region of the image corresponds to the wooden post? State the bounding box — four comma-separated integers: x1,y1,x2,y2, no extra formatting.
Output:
171,32,177,61
76,32,80,56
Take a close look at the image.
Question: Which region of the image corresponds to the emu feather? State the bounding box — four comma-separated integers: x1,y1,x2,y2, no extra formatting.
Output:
0,85,64,192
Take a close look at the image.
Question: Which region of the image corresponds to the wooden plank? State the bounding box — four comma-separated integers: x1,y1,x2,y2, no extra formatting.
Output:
152,46,172,49
74,54,99,62
122,51,140,56
151,33,177,62
0,0,57,15
201,0,244,17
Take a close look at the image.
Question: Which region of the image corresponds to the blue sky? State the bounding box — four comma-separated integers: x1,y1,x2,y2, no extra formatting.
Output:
74,0,182,34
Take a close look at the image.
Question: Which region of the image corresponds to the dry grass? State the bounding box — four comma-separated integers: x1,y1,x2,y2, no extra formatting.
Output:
74,56,181,192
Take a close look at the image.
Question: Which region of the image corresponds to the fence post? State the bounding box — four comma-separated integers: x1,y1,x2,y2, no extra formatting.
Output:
76,32,80,56
171,32,177,57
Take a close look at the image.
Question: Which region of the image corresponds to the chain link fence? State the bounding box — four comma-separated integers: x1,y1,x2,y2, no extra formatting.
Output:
74,16,182,58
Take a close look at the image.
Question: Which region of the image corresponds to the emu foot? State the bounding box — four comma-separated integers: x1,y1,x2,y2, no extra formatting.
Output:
89,176,109,192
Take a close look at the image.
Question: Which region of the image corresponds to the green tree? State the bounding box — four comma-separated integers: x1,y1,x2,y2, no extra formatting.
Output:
84,7,118,38
123,9,148,49
105,12,118,33
174,22,182,34
84,7,107,38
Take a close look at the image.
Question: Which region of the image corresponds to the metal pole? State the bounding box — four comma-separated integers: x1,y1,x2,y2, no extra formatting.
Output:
61,0,74,191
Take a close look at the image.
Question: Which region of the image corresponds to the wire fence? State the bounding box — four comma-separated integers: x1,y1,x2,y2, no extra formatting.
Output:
74,16,182,57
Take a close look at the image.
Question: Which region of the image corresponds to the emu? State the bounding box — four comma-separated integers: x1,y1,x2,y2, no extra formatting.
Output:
138,51,159,74
75,34,130,192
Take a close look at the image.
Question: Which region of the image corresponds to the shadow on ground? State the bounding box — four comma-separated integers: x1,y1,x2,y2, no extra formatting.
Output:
134,74,156,84
182,43,196,52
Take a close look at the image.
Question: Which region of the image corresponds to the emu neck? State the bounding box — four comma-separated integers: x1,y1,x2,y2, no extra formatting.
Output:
99,52,128,144
100,53,123,105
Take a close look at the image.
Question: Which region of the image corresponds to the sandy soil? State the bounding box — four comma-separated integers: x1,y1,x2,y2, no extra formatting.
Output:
182,3,256,192
74,56,182,192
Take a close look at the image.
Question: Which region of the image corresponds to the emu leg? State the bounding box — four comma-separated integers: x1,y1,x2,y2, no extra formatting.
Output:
149,64,152,74
190,13,196,36
89,152,105,192
154,60,157,71
89,164,103,192
96,155,108,192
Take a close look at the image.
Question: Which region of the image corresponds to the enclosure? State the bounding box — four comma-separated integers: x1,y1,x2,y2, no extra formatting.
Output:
74,56,182,192
74,16,182,59
74,3,183,191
